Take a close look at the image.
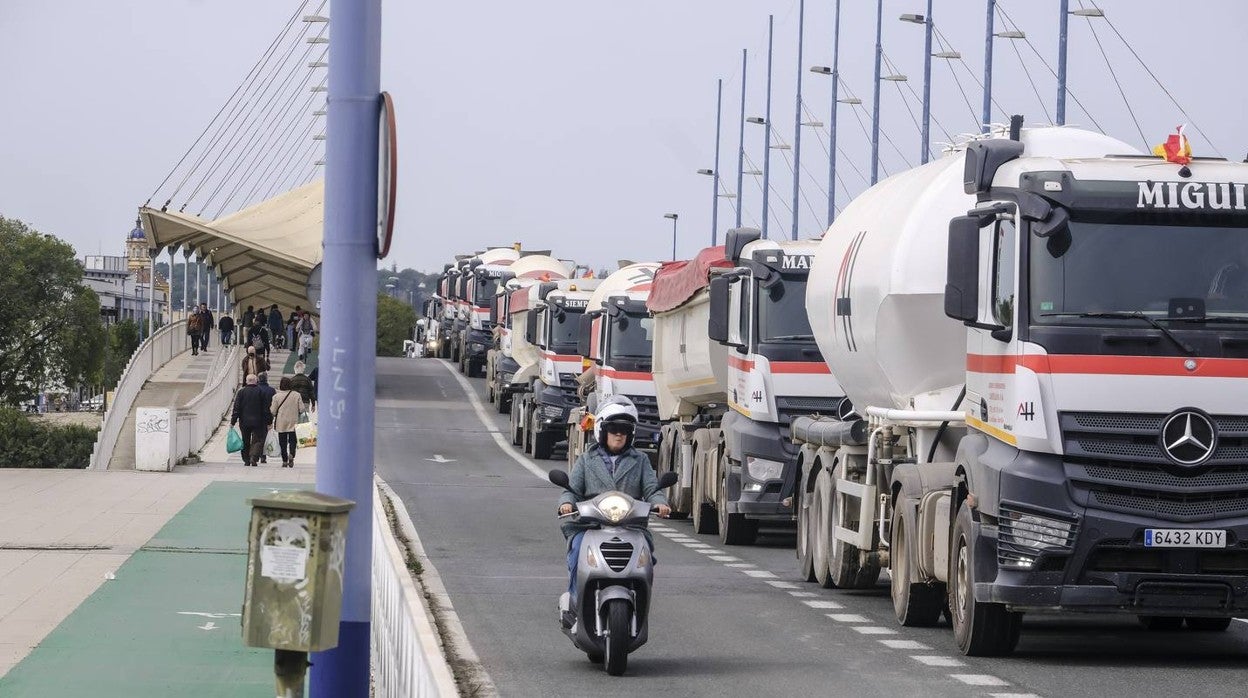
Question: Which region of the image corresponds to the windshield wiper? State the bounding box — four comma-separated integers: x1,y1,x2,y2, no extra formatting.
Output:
1040,312,1196,356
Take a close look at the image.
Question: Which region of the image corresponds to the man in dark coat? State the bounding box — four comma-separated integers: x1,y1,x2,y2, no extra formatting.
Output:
267,304,285,349
218,313,235,346
247,316,271,357
230,374,273,466
255,372,277,463
242,306,256,343
198,303,213,352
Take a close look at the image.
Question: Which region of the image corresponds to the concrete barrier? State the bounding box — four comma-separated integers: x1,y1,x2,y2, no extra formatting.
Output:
132,346,242,472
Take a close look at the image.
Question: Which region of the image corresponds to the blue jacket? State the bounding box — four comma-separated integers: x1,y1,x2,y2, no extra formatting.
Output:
559,443,668,540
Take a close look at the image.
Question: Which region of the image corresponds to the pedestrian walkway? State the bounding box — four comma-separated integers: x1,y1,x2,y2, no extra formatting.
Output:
108,349,222,470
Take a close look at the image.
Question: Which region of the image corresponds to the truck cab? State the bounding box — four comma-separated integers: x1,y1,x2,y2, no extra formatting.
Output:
458,248,520,378
486,255,571,413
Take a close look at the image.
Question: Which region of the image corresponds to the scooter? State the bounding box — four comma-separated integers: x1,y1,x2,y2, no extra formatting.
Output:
549,468,679,676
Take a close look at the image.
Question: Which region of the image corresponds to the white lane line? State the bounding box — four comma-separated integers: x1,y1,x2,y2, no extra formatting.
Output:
852,626,898,635
988,694,1041,698
438,361,547,480
801,600,843,610
695,549,722,555
911,656,965,667
766,581,800,589
826,614,870,623
726,562,755,568
788,591,818,598
879,639,930,650
950,675,1009,687
709,555,740,562
742,569,777,578
683,543,713,549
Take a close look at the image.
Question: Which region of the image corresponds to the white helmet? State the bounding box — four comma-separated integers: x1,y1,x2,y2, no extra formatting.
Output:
594,395,638,450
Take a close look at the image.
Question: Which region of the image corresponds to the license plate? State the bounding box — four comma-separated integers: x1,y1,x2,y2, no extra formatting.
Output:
1144,529,1226,548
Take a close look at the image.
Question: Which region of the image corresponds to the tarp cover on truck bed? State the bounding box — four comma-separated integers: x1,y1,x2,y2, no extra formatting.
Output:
646,246,732,313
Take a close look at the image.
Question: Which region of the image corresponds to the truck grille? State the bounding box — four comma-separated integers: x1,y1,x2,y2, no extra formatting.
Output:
625,394,661,430
598,539,634,572
1063,411,1248,522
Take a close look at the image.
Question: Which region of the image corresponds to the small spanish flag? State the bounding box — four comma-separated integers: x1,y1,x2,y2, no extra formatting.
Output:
1152,125,1192,166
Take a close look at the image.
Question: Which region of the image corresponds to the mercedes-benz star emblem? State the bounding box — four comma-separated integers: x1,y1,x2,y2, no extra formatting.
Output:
1160,409,1217,466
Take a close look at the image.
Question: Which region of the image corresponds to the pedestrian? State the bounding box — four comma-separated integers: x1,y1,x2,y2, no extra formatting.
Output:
307,365,319,410
242,306,256,339
267,304,285,349
187,308,202,356
230,373,272,467
271,377,304,468
198,302,213,353
218,313,235,346
256,371,276,464
290,361,314,409
247,315,271,358
241,345,269,378
297,311,318,362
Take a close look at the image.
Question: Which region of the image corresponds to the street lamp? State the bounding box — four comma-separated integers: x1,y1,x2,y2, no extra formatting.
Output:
811,0,845,228
900,4,935,164
982,0,1029,132
663,213,679,261
1058,3,1105,125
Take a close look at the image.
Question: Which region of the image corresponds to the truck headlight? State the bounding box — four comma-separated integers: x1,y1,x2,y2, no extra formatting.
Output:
597,495,631,523
745,456,785,482
998,506,1078,569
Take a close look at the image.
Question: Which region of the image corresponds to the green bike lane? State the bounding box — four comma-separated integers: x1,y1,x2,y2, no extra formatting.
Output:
0,481,302,697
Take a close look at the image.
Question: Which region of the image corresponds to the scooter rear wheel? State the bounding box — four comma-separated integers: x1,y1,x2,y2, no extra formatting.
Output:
603,599,630,676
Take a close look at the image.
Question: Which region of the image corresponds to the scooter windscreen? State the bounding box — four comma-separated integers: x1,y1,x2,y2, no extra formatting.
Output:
574,491,652,527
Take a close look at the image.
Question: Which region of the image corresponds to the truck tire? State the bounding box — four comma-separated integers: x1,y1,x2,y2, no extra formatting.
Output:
487,380,496,404
796,472,817,583
950,503,1022,656
498,390,511,415
603,598,631,676
826,460,881,589
658,427,689,518
690,443,718,535
812,467,835,588
890,504,944,626
524,410,536,456
509,401,524,445
718,468,758,546
533,429,554,460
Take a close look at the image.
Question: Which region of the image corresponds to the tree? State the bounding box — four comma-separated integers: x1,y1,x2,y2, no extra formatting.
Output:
376,294,416,357
0,216,107,405
101,319,141,391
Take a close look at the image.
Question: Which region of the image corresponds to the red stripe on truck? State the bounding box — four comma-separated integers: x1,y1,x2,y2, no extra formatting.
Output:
967,353,1248,378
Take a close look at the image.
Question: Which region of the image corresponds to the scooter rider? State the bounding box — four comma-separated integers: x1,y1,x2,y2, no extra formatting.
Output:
559,396,671,599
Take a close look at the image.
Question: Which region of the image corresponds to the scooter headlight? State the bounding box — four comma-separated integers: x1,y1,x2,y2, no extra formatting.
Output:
597,495,631,523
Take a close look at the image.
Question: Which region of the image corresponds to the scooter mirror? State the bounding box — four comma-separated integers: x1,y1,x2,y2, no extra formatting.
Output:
657,471,679,489
548,469,571,489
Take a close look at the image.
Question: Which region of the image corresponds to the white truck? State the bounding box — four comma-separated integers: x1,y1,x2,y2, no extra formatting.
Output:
457,247,521,378
509,278,602,460
566,262,662,465
652,234,849,545
486,254,572,412
797,120,1248,655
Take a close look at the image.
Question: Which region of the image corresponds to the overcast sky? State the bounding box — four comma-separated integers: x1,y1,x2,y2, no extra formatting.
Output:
2,0,1245,275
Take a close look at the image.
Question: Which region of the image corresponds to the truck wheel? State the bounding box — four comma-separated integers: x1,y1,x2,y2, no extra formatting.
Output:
1185,617,1232,632
826,461,881,589
603,599,631,676
487,381,496,403
950,503,1022,656
890,504,944,626
812,469,835,588
509,402,523,445
533,429,554,460
690,444,718,535
1137,616,1184,631
796,476,817,583
498,391,511,415
718,470,758,546
524,410,536,456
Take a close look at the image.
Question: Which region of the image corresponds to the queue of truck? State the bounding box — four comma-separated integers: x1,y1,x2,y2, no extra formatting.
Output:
420,122,1248,656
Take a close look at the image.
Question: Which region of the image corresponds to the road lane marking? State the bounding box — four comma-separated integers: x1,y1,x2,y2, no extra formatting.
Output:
826,614,870,623
766,581,800,589
911,656,965,667
743,570,777,578
801,600,843,609
852,626,897,635
438,361,547,479
950,675,1009,687
710,555,741,562
988,694,1041,698
879,639,930,650
695,549,722,555
683,543,713,549
726,562,755,568
788,591,817,598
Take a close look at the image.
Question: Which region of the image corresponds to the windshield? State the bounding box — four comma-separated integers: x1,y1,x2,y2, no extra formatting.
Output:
474,277,499,306
549,308,583,352
1031,219,1248,324
757,274,815,341
609,313,654,360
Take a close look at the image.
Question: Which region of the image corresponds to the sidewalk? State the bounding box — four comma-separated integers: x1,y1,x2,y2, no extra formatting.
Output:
0,372,322,695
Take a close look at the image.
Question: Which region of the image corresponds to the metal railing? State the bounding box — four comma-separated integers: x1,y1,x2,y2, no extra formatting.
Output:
89,320,191,470
371,486,458,697
169,345,242,468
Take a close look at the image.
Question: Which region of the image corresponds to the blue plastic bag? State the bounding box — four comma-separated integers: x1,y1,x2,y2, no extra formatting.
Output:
226,427,243,454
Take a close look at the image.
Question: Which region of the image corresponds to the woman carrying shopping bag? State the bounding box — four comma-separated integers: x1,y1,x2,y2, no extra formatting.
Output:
270,377,305,468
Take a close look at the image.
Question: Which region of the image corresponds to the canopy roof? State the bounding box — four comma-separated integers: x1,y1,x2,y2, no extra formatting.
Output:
139,180,323,313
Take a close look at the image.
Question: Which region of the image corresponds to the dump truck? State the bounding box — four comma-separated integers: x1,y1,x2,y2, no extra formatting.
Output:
486,254,572,413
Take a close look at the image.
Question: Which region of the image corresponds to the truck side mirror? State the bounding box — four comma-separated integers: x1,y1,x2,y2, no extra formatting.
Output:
525,310,538,344
576,313,594,359
944,216,981,323
708,276,730,343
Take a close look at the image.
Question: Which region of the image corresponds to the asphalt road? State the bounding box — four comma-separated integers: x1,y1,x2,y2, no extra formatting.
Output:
375,357,1248,697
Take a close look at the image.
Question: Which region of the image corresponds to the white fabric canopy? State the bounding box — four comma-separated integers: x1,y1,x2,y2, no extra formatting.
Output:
139,180,323,313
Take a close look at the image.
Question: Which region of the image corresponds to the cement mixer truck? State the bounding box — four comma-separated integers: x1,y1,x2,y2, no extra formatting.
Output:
797,121,1248,655
455,247,521,377
565,262,662,465
652,233,849,545
486,254,572,412
510,278,602,459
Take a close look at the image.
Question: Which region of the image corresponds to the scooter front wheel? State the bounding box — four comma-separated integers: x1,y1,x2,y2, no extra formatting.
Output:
603,599,631,676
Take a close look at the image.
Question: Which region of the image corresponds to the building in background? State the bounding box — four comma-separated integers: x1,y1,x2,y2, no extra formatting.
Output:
81,219,169,326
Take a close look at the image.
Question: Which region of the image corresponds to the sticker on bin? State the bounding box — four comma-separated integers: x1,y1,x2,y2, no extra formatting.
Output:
261,544,309,582
1144,529,1226,548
